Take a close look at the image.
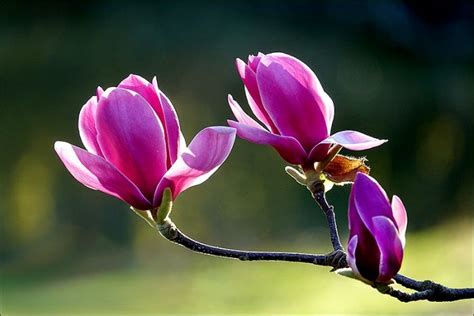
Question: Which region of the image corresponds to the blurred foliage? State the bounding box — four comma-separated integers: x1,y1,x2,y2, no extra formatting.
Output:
1,0,473,313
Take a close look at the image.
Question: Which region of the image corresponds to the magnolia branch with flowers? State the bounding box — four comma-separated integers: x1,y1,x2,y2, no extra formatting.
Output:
54,52,473,304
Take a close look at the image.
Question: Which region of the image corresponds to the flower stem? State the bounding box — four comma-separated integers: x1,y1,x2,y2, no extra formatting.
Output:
308,181,345,252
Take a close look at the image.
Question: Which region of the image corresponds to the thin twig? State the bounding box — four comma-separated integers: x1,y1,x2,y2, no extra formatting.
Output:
393,274,425,291
308,181,345,252
158,219,347,269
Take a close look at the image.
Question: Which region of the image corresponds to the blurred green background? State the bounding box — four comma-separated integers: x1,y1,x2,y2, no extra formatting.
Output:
1,0,473,314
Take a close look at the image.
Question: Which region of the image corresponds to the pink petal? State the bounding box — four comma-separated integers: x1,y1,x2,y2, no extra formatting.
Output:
236,59,278,132
391,195,408,247
307,143,332,162
351,174,404,282
96,88,167,200
54,141,151,210
353,173,394,233
157,86,182,166
78,95,102,156
347,235,361,277
371,216,404,283
348,187,381,281
118,74,164,120
228,95,264,129
256,53,333,151
351,172,395,235
96,86,104,99
153,127,236,205
308,130,387,164
178,131,187,155
119,75,181,168
318,130,388,151
228,120,308,165
247,52,264,72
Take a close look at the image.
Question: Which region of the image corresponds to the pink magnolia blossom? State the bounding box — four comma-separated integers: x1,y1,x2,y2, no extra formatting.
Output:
347,172,407,283
227,52,387,165
55,75,236,210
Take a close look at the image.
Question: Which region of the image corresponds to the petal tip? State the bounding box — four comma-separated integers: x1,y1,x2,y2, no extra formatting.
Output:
354,171,371,183
207,125,237,136
119,74,150,89
96,86,104,97
227,119,238,127
54,141,69,153
53,141,61,152
236,59,247,77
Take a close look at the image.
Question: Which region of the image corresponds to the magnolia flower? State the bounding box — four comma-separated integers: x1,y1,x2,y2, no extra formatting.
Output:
227,52,386,166
55,75,236,213
347,172,407,283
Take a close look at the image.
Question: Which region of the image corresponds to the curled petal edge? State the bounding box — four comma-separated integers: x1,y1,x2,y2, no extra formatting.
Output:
54,141,151,210
372,216,404,283
153,126,236,206
391,195,408,247
309,130,387,162
228,120,307,165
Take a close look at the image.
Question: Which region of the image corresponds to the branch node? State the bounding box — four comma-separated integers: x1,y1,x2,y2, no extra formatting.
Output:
327,249,348,270
158,219,178,240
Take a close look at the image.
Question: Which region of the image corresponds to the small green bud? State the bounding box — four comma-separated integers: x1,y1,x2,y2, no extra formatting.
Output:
285,166,307,185
156,188,173,225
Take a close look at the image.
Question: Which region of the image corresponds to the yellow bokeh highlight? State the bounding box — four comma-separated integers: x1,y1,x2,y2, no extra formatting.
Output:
8,144,55,243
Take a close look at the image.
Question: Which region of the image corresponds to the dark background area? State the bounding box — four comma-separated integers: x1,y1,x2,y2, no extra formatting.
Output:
0,0,473,313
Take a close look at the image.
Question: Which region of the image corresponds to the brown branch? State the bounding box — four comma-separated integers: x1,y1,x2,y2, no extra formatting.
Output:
158,219,347,269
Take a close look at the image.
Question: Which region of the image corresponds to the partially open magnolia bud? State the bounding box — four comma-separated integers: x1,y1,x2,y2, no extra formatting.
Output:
323,154,370,184
347,173,407,283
